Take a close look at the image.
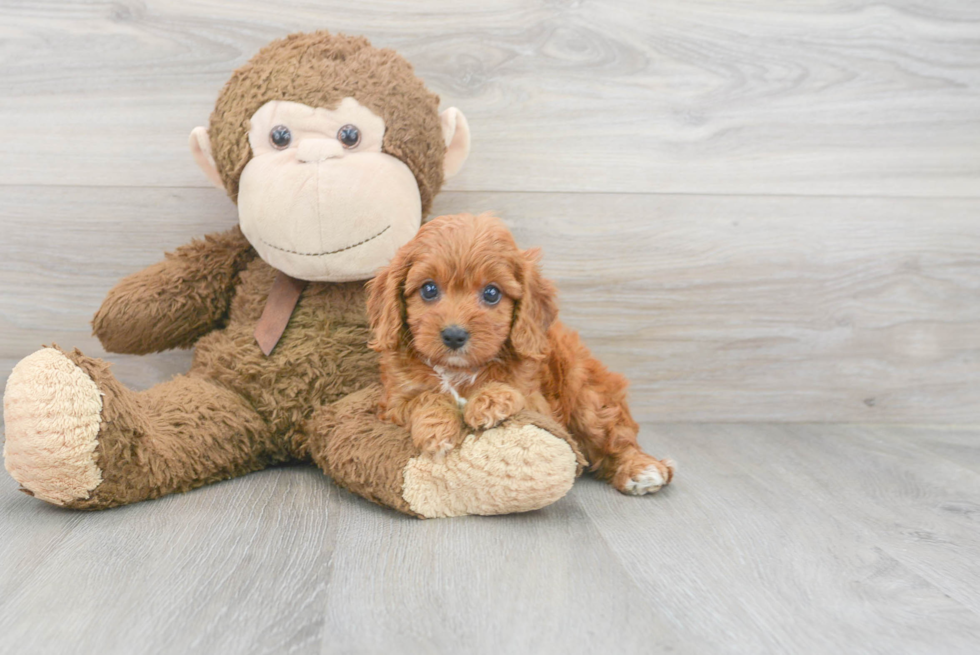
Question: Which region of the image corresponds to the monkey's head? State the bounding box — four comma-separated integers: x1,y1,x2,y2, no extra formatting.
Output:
189,31,470,282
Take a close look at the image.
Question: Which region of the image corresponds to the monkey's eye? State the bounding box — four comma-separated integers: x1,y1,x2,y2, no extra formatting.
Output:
269,125,292,149
482,285,502,305
337,124,361,149
420,281,439,301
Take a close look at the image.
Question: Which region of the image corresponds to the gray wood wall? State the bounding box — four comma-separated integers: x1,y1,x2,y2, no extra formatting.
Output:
1,0,978,422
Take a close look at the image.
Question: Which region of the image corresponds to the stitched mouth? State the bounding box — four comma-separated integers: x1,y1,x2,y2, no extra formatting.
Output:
260,225,391,257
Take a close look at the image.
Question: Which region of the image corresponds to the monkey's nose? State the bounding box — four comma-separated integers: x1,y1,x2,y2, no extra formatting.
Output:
297,138,344,163
440,325,470,350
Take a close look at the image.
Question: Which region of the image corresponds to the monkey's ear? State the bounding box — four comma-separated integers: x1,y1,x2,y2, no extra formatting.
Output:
439,108,470,180
189,126,226,190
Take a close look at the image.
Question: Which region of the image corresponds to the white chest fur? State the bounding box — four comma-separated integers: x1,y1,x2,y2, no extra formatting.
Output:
430,364,479,408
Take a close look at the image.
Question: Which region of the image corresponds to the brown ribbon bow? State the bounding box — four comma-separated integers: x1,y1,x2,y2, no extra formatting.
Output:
254,271,307,356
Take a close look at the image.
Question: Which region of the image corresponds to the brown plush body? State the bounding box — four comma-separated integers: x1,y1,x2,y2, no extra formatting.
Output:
2,31,586,518
47,229,387,509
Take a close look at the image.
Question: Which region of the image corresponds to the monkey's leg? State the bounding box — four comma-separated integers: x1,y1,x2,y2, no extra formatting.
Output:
3,348,278,509
301,385,585,518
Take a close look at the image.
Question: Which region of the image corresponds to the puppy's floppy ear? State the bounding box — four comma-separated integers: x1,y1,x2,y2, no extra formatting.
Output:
510,247,559,360
366,251,413,352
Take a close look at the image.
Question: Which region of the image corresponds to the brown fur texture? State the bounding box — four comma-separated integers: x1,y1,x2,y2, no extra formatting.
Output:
367,214,675,493
305,385,422,517
71,228,410,509
59,345,280,509
208,31,447,214
72,231,385,509
92,227,254,354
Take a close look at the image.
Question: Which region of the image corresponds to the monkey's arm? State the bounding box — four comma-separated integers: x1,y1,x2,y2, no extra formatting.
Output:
92,226,256,354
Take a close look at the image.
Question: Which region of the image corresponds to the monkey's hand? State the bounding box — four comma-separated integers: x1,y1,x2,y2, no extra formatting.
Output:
464,382,526,430
92,226,254,354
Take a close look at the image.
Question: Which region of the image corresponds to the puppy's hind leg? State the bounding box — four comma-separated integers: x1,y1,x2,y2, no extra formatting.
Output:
605,428,677,496
543,326,674,494
546,326,675,495
567,384,675,495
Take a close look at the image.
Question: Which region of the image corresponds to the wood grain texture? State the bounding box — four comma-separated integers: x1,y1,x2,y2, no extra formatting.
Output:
321,495,683,654
0,0,978,195
3,424,980,654
0,465,334,655
576,424,980,654
2,187,977,423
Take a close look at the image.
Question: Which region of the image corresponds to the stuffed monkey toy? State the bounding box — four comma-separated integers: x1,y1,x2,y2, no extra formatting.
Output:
2,31,584,518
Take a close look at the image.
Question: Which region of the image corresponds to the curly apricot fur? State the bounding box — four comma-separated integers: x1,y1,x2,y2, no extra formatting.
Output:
367,213,675,490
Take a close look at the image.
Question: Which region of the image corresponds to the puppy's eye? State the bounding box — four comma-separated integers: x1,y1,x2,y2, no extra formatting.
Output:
337,124,360,149
420,281,439,301
269,125,292,149
482,284,502,305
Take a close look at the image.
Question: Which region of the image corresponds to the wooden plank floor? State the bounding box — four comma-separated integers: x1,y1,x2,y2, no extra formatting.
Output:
2,1,980,653
2,424,980,654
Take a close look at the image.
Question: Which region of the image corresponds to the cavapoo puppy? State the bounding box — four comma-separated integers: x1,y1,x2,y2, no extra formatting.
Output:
366,213,675,495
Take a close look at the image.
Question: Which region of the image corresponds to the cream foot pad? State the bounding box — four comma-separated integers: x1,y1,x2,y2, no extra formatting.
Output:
402,423,578,518
3,348,103,505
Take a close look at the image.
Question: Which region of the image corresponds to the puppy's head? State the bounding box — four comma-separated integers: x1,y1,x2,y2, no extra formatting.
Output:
366,213,558,368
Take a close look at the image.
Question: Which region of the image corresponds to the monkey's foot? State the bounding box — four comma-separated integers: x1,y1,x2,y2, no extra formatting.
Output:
402,420,580,518
311,386,585,519
3,348,104,505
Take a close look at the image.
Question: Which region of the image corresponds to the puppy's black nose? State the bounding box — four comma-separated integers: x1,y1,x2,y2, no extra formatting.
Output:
441,325,470,350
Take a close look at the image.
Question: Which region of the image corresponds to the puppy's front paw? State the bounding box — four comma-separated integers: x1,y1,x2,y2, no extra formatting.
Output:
411,412,463,458
464,384,526,430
